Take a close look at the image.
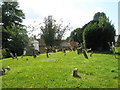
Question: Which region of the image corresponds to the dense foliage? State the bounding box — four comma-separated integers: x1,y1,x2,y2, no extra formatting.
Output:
69,12,115,51
69,28,83,43
40,16,70,46
2,2,28,57
83,13,115,51
2,25,28,56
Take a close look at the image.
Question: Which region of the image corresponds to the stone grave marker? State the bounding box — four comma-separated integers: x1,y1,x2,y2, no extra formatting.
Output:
15,53,18,60
73,68,81,78
82,49,88,59
10,52,14,59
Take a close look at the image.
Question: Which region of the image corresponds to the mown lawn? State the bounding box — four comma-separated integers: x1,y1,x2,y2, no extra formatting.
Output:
0,51,118,88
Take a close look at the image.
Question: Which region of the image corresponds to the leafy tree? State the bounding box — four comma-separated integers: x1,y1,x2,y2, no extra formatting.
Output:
69,28,83,43
2,25,28,56
40,16,70,46
2,2,28,56
93,12,107,21
40,16,55,46
2,2,25,27
83,12,115,51
83,21,102,50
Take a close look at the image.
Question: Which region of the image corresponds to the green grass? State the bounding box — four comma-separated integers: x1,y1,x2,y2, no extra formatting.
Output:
114,47,120,52
0,51,118,88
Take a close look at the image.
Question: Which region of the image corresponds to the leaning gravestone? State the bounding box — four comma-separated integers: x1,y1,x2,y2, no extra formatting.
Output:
0,66,10,76
0,68,5,75
77,47,82,55
82,49,88,59
15,53,18,60
73,68,81,78
10,52,15,59
73,68,78,77
90,51,93,57
63,48,66,56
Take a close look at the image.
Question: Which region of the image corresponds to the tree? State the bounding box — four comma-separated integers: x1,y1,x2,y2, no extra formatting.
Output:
2,2,28,56
93,12,107,21
40,16,70,46
83,12,115,51
2,25,28,56
83,21,102,50
2,2,25,27
69,28,83,43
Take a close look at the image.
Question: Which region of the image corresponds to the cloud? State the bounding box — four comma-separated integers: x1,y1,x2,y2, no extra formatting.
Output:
18,0,118,38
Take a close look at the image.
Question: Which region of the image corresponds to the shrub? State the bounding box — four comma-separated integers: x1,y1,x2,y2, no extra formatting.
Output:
1,48,10,58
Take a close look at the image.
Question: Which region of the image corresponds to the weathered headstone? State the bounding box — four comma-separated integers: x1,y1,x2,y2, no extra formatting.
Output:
63,48,66,56
46,48,49,58
0,68,5,75
82,49,88,59
73,68,81,78
108,42,119,59
21,50,27,58
77,47,82,55
90,51,93,57
33,54,36,58
0,66,10,76
15,53,18,60
10,52,15,59
33,49,37,58
73,68,78,77
6,66,10,70
23,50,27,56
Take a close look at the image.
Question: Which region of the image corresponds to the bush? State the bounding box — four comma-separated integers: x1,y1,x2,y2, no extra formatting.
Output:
83,18,115,51
1,48,10,58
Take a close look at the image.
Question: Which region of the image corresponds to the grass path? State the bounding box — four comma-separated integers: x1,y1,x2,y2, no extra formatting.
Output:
0,51,118,88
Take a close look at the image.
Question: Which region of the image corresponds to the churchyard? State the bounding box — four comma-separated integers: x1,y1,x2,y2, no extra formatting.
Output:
0,50,118,88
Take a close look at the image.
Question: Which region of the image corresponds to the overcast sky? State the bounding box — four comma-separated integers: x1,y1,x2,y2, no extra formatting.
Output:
17,0,119,39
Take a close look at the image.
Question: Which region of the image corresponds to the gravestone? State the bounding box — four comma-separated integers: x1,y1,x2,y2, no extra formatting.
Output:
0,68,5,75
15,53,18,60
10,52,14,59
33,54,36,58
46,48,49,58
82,49,88,59
73,68,81,78
73,68,78,77
21,50,27,58
6,66,10,70
0,66,10,76
90,51,93,57
63,48,66,56
33,49,37,58
77,47,82,55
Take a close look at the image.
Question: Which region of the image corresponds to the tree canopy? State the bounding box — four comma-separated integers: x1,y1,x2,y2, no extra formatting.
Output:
83,13,115,51
93,12,107,21
40,16,70,46
69,12,115,51
2,2,28,57
69,28,83,43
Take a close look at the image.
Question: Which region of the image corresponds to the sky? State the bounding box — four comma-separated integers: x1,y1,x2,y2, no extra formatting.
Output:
16,0,119,39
